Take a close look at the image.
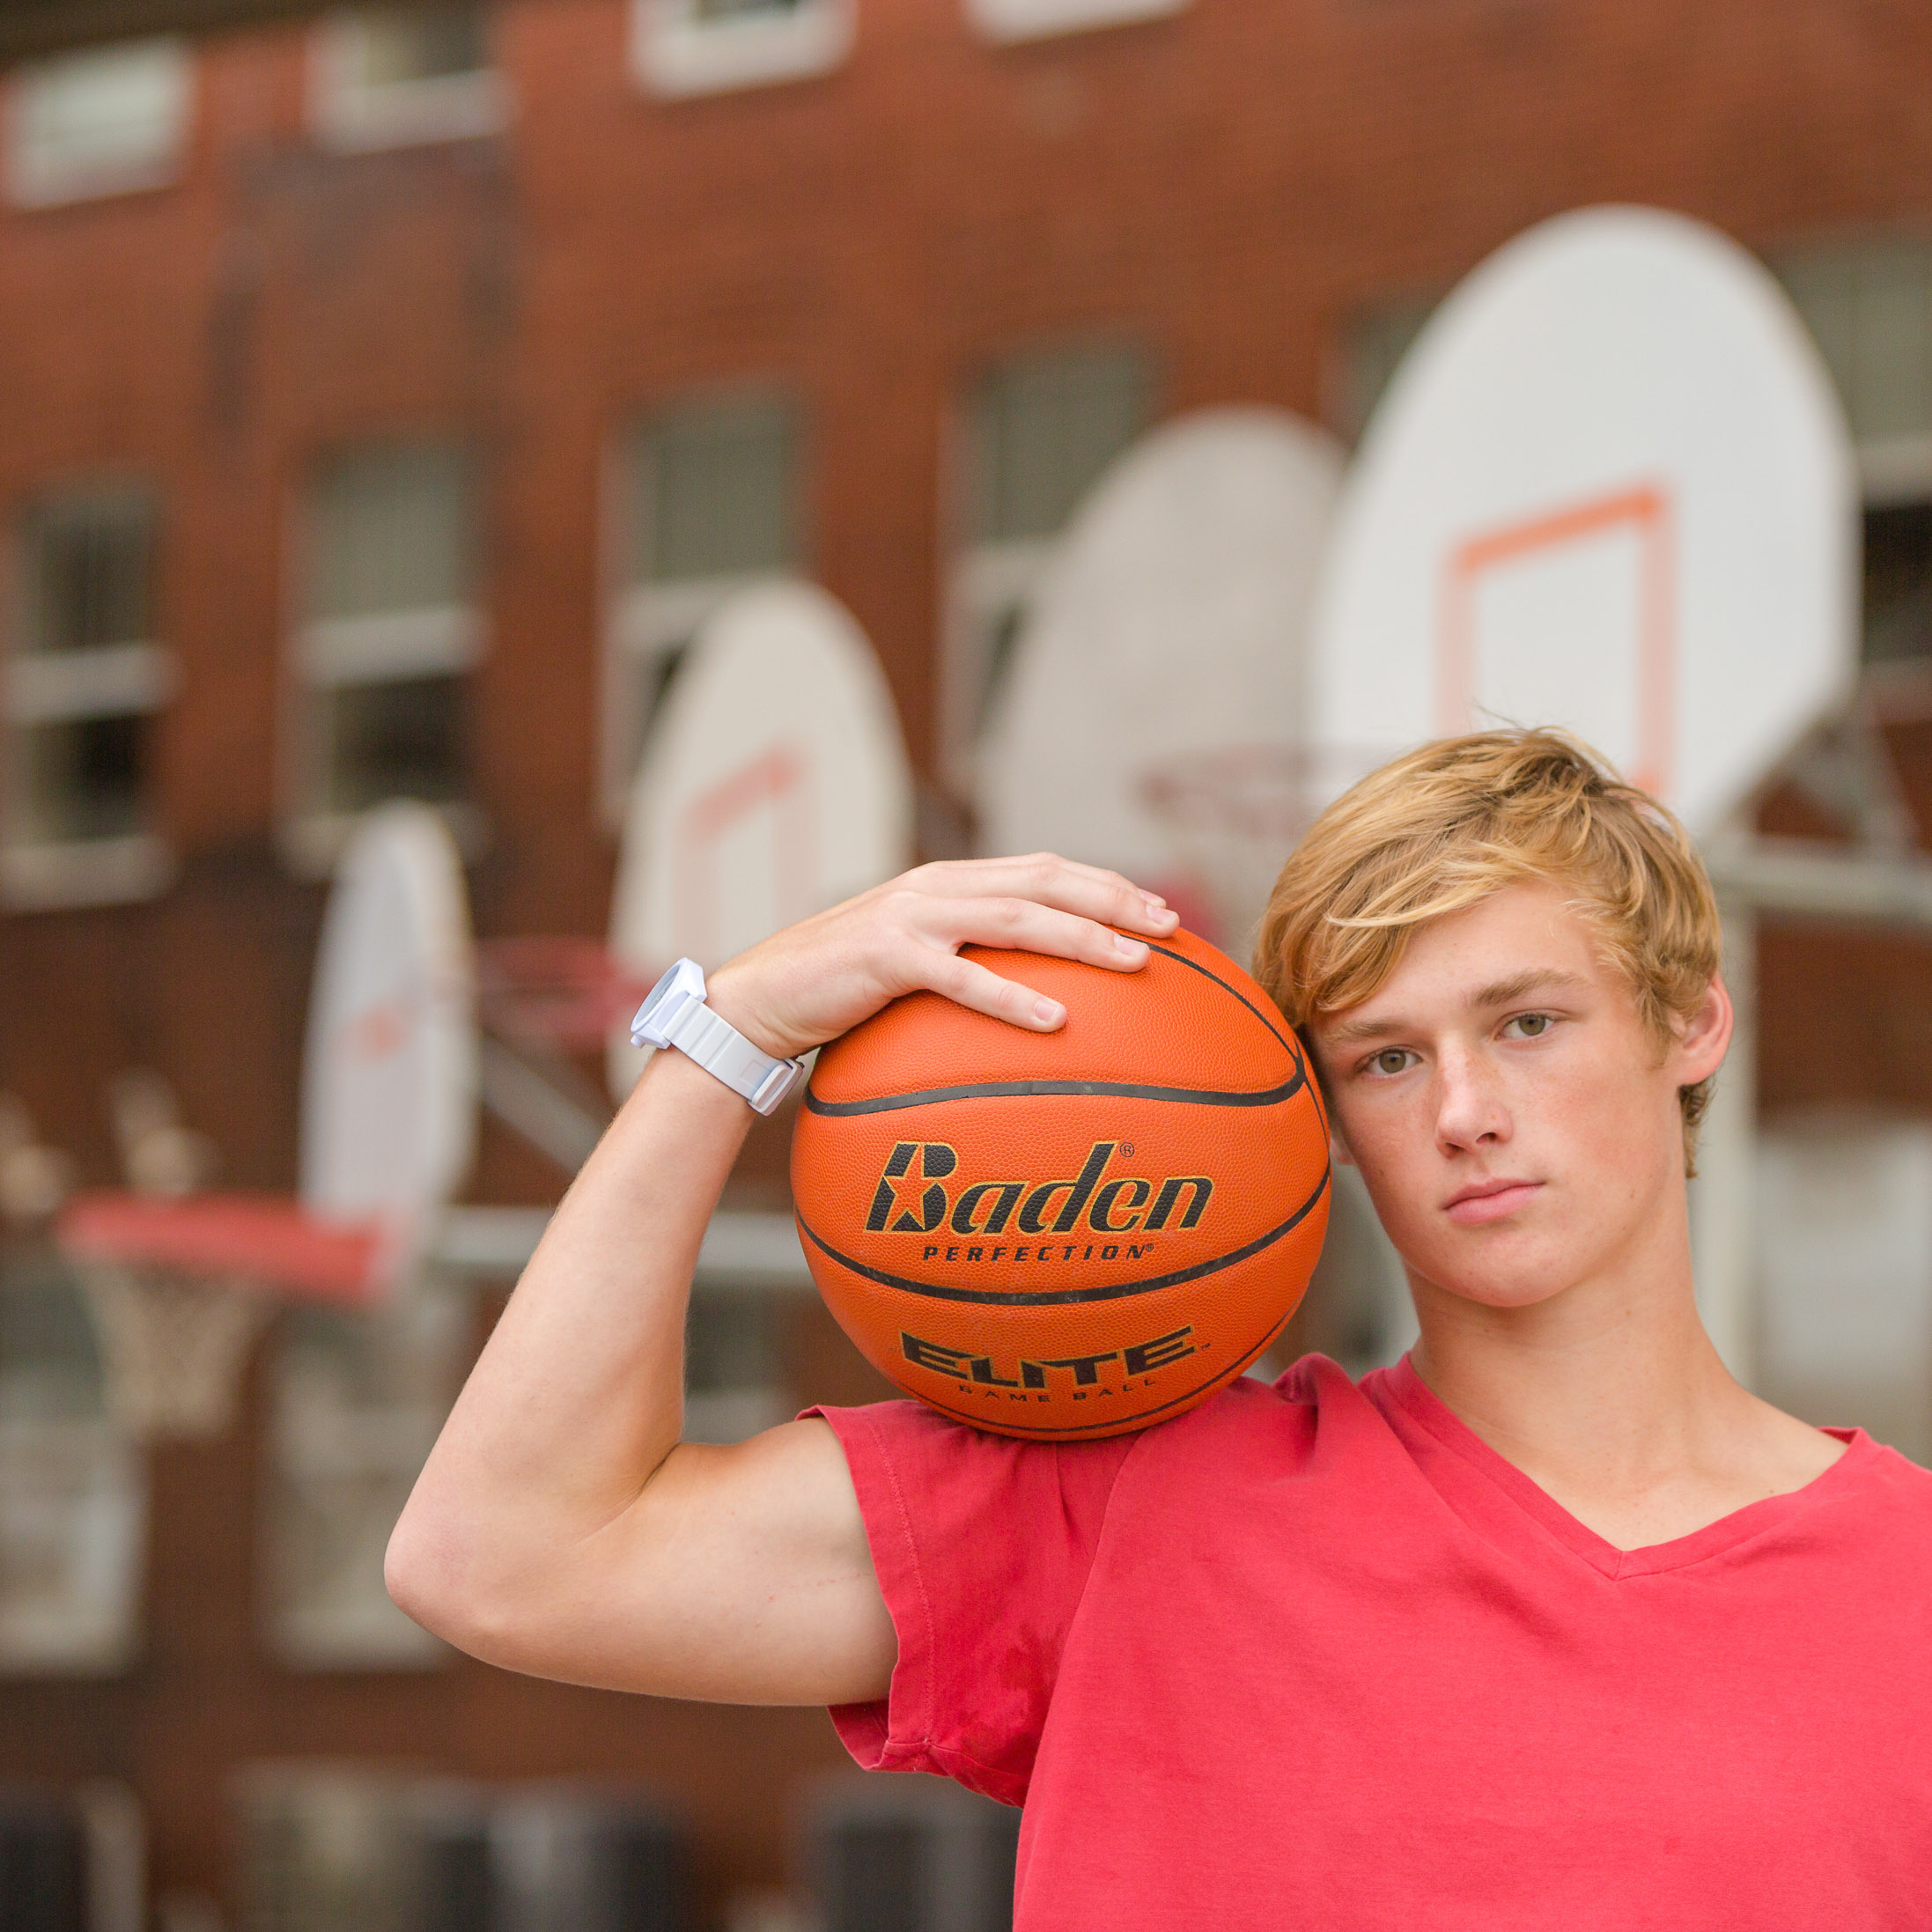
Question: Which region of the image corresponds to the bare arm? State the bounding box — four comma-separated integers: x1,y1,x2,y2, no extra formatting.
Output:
385,856,1178,1704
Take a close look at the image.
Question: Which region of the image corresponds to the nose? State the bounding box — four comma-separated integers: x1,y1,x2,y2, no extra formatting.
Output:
1434,1042,1511,1155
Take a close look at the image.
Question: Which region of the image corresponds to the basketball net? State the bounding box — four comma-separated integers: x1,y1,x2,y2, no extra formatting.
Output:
70,1074,270,1442
73,1259,275,1441
1137,743,1334,955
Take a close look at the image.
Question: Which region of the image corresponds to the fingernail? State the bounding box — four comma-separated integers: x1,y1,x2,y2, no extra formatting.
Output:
1114,933,1148,959
1035,998,1066,1026
1141,891,1167,908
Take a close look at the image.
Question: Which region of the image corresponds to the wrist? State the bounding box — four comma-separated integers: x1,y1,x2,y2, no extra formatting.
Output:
629,959,807,1115
702,964,803,1060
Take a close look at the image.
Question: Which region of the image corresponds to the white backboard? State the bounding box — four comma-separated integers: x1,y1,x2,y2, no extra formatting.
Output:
1307,206,1858,835
977,408,1344,940
608,581,914,1095
299,803,477,1233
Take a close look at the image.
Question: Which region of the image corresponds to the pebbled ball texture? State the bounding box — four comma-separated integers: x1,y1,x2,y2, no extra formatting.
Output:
790,927,1331,1439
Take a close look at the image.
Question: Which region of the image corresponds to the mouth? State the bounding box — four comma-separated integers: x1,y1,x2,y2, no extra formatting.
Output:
1442,1178,1543,1226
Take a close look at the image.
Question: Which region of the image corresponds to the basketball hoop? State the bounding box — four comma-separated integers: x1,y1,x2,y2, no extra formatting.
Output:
51,806,482,1442
57,1193,397,1442
607,582,914,1099
1138,743,1328,952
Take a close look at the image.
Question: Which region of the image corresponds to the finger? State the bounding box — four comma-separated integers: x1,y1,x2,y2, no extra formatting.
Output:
909,855,1178,934
915,852,1158,900
908,948,1069,1032
923,896,1159,973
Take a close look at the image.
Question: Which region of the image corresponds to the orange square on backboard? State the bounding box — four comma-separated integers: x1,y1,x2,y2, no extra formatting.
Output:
1436,483,1677,798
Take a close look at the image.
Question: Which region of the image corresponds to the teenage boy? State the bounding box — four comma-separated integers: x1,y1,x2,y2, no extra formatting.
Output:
388,729,1931,1925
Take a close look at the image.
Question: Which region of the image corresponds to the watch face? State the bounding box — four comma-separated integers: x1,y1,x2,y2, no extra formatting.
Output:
630,957,704,1048
641,962,683,1013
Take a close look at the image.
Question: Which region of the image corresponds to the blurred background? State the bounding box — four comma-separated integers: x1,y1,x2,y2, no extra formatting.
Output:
0,0,1928,1925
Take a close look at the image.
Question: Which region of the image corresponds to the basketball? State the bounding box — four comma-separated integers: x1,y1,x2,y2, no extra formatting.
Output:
790,927,1331,1440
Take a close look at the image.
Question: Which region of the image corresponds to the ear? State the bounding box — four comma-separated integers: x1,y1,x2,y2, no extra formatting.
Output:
1670,973,1733,1088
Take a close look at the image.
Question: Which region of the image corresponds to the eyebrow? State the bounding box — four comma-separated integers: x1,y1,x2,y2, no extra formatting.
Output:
1468,968,1587,1010
1320,969,1587,1046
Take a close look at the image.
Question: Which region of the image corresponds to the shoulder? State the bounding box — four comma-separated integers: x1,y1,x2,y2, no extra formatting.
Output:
1788,1434,1932,1587
811,1354,1390,1501
1116,1353,1407,1478
1847,1436,1932,1519
807,1397,1144,1534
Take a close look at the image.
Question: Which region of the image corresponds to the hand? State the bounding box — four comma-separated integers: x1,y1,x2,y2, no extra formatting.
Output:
704,854,1181,1059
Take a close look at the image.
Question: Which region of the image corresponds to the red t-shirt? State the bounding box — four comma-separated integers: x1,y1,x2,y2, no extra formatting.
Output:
813,1354,1932,1928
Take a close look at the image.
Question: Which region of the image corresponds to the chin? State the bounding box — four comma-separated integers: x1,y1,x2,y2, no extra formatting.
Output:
1434,1271,1574,1312
1400,1224,1584,1311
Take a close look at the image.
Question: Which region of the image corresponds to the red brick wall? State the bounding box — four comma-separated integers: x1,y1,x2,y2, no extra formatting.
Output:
1,0,1929,1917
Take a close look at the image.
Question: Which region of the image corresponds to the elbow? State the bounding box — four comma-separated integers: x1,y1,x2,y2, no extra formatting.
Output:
384,1507,459,1641
385,1492,571,1675
384,1499,507,1658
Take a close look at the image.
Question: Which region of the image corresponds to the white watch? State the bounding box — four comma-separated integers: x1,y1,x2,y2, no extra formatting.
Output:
629,958,806,1116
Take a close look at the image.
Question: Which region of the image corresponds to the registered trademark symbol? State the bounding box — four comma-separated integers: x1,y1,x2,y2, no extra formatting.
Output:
1119,1142,1135,1156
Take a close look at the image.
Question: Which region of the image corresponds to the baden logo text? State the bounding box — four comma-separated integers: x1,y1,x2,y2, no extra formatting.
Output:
866,1139,1212,1238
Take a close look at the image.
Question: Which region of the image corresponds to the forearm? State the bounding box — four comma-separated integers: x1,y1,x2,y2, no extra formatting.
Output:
387,858,1175,1692
388,1044,751,1625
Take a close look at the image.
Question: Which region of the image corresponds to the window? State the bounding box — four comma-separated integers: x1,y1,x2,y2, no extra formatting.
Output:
1332,292,1438,443
1864,502,1932,665
311,5,509,151
4,38,192,209
944,343,1149,786
2,486,173,909
964,0,1183,45
1781,241,1932,498
0,1250,144,1676
603,393,800,819
1779,239,1932,667
1756,1112,1932,1464
262,1297,467,1668
289,443,480,870
631,0,852,99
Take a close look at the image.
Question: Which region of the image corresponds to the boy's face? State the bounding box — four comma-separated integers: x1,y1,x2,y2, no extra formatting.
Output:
1304,881,1730,1314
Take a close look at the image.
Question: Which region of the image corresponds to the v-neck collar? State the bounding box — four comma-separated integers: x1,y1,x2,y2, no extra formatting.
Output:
1369,1353,1875,1581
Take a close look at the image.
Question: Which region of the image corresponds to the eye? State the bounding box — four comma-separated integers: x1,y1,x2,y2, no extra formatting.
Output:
1366,1047,1418,1077
1503,1012,1554,1040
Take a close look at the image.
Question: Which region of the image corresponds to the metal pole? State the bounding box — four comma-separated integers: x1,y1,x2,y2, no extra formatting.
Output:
1690,900,1756,1385
1704,838,1932,929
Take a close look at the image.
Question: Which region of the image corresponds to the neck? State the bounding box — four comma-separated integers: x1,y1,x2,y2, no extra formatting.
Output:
1405,1191,1744,1500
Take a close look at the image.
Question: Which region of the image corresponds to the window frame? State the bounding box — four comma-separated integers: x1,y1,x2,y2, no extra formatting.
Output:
0,1416,145,1674
963,0,1183,45
1,483,175,911
630,0,854,100
3,36,195,210
260,1294,468,1671
0,1247,146,1678
308,7,511,154
939,338,1154,797
600,390,806,825
1776,237,1932,506
1775,236,1932,676
282,441,485,876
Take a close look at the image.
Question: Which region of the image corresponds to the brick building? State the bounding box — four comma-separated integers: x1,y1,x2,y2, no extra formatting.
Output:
0,0,1928,1920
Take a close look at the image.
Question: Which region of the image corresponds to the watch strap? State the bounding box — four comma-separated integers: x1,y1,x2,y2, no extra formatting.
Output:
640,965,805,1115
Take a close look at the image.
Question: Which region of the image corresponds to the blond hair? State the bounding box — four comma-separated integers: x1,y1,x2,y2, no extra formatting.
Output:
1252,729,1722,1168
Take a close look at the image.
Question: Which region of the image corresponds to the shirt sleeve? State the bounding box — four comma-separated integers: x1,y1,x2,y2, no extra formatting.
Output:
806,1400,1138,1806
